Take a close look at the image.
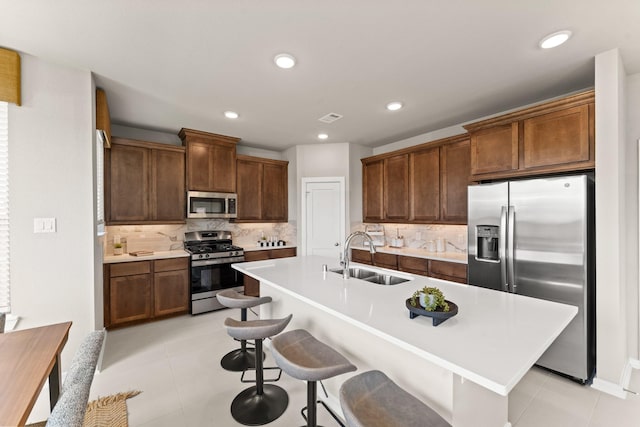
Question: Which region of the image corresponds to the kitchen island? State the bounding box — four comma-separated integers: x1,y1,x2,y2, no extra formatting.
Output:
233,255,577,427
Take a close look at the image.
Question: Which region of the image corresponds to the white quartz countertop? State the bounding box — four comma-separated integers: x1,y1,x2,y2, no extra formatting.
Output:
103,250,190,264
351,245,467,264
233,255,577,396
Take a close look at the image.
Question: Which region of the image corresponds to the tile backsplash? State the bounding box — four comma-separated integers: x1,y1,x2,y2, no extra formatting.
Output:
351,222,467,253
105,220,297,255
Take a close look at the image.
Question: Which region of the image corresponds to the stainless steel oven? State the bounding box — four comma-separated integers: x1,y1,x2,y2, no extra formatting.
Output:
184,230,245,314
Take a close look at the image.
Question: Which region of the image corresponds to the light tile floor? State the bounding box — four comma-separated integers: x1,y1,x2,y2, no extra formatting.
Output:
28,310,640,426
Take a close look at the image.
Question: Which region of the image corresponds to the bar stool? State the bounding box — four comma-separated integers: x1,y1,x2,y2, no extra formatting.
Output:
339,370,450,427
224,313,293,426
217,289,272,372
271,329,357,427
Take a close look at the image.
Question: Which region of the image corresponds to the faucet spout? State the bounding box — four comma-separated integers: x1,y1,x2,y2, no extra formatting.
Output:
341,231,376,279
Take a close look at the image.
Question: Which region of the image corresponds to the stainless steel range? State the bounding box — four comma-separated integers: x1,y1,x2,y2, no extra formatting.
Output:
184,230,245,314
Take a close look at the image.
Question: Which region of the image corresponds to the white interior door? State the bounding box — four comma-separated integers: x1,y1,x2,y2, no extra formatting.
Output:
302,177,345,259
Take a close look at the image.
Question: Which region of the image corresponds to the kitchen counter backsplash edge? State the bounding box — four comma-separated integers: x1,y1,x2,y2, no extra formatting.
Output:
351,245,467,264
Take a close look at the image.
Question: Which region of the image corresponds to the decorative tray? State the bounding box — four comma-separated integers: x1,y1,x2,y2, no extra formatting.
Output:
405,298,458,326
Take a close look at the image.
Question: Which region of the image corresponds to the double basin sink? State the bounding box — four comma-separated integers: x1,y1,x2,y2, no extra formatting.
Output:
329,267,411,285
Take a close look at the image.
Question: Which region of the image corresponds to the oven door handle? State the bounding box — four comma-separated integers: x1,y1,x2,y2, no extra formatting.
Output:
191,256,245,267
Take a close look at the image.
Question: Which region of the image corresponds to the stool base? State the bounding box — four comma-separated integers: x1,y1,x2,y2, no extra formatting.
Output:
220,348,265,372
231,384,289,426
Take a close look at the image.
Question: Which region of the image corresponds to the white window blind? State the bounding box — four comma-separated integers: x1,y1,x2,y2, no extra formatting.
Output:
96,130,105,236
0,101,10,313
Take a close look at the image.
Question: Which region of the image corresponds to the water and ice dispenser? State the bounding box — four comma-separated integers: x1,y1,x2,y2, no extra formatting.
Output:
476,225,499,261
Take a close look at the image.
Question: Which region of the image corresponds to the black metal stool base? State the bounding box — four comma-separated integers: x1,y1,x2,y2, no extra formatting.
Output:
221,348,265,372
231,384,289,426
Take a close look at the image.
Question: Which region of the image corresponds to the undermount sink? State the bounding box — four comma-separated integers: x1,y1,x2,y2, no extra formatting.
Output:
329,267,410,285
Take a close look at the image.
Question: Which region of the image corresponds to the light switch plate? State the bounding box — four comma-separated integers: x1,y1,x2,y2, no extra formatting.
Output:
34,217,56,233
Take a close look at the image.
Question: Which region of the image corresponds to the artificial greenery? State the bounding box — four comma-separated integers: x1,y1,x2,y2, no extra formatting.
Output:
114,243,123,249
410,286,450,312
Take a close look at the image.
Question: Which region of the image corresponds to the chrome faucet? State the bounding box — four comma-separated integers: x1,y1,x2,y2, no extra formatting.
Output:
341,231,376,279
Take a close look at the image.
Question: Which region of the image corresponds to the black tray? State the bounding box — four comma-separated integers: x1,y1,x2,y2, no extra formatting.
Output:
405,298,458,326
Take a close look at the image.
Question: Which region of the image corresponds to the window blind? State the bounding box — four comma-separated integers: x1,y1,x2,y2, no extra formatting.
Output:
0,101,10,312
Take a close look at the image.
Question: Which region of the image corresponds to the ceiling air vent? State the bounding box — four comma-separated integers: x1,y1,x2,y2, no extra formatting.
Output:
318,112,343,124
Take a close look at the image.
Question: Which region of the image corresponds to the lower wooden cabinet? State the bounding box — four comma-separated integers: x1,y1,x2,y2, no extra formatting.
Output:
243,247,297,296
352,249,467,284
105,257,189,328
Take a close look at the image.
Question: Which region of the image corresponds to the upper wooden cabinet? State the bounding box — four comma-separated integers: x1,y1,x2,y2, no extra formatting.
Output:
179,128,239,193
362,134,470,224
236,155,289,222
465,90,594,181
96,88,111,147
106,137,185,224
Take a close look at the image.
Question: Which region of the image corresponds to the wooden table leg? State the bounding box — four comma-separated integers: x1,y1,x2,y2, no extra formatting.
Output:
48,353,62,411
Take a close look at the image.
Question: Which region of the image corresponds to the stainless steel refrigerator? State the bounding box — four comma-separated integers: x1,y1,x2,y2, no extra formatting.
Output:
467,174,595,382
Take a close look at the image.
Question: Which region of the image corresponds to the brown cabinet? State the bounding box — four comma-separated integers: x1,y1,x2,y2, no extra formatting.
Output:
362,159,384,222
351,249,397,269
362,134,470,224
179,128,239,193
465,90,594,181
243,248,297,296
106,138,185,224
351,248,374,265
105,257,189,328
96,88,111,147
427,260,467,284
236,155,288,222
398,255,428,276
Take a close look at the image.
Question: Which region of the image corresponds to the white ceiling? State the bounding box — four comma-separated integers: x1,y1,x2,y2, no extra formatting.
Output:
2,1,639,150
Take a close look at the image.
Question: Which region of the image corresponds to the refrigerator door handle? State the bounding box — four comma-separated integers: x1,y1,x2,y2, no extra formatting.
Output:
507,205,516,293
500,206,508,292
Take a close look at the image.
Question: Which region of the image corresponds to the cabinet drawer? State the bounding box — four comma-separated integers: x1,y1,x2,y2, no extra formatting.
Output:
271,248,297,259
428,260,467,282
109,261,151,277
374,252,398,269
398,256,428,276
244,250,271,262
154,257,189,273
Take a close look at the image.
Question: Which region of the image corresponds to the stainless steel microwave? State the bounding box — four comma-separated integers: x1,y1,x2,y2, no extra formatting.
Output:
186,191,237,219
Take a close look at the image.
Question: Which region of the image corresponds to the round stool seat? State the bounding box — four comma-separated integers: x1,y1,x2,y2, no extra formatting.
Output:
217,290,273,372
217,289,272,310
339,370,450,427
271,329,356,381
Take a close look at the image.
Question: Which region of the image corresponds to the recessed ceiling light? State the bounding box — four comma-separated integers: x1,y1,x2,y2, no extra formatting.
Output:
386,101,403,111
224,111,239,119
274,53,296,69
317,133,329,140
539,30,572,49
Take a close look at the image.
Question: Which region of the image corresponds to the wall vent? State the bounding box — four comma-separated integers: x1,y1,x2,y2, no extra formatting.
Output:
318,112,343,123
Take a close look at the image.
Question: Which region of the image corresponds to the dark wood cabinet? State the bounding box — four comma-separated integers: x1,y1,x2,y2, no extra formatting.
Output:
96,88,111,147
362,134,470,225
410,147,440,222
351,248,374,265
440,139,470,223
383,154,409,221
362,159,384,222
243,248,297,296
105,257,189,328
427,260,467,284
179,128,239,193
236,155,288,222
106,138,185,224
398,255,428,276
153,258,190,317
465,90,595,181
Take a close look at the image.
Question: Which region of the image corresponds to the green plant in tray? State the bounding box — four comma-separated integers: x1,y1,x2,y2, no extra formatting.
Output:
410,286,450,312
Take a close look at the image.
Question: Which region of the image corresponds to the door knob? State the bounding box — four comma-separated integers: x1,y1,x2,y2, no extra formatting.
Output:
334,243,339,246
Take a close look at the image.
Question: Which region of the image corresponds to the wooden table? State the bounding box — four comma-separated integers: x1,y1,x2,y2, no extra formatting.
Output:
0,321,72,426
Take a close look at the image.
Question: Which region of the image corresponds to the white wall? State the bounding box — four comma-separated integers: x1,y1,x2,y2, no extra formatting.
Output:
9,54,97,367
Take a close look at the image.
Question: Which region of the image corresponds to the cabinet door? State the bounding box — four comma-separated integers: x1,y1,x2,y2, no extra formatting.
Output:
237,159,263,220
351,248,374,265
470,123,518,175
154,268,189,317
210,142,237,193
152,148,185,221
373,252,398,270
362,160,384,222
523,105,590,169
244,276,260,297
398,255,428,276
270,247,297,259
109,273,153,325
428,260,468,284
410,147,440,222
108,143,150,222
262,162,288,221
186,141,213,191
440,139,470,223
384,154,409,220
244,250,271,262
